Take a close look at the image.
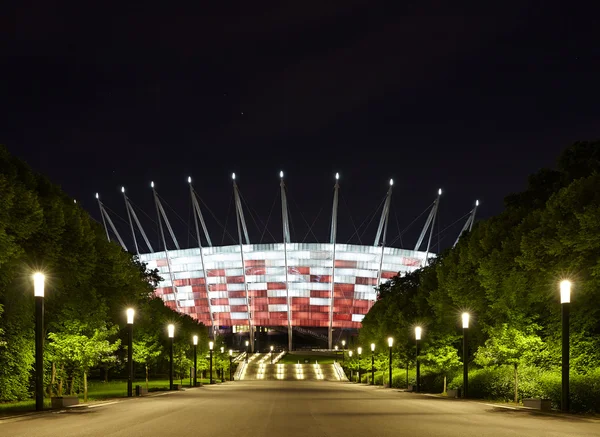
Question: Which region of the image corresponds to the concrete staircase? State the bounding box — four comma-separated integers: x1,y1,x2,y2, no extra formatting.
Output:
239,363,342,381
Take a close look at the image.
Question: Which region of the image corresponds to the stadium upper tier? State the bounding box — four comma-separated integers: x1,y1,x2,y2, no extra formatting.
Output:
139,243,430,330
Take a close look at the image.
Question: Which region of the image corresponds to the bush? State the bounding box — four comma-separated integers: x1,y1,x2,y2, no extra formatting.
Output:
448,366,600,413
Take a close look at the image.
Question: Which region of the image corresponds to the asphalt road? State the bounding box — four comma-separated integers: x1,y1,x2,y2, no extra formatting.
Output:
2,382,599,437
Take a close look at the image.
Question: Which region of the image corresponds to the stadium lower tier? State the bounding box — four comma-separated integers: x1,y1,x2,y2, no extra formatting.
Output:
140,243,430,329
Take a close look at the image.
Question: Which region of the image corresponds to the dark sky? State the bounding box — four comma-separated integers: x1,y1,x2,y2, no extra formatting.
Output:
2,1,599,253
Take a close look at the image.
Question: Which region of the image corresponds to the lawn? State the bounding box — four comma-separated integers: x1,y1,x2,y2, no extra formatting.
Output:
0,378,212,416
277,354,339,364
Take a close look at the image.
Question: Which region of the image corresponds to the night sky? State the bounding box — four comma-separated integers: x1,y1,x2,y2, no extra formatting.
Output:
3,1,599,253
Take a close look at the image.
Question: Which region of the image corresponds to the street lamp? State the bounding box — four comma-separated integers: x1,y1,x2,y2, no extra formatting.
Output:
415,326,422,392
462,313,470,398
168,324,175,390
348,350,353,381
342,340,346,364
560,279,572,412
245,340,249,362
33,272,45,411
270,345,274,364
220,346,225,381
387,337,393,388
357,347,362,383
370,343,375,385
192,335,198,387
229,349,233,381
209,341,214,384
126,308,134,397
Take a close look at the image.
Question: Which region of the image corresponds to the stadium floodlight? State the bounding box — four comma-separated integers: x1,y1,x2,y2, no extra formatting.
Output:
95,193,99,199
389,179,394,186
438,188,442,196
188,176,192,183
280,171,284,178
335,172,339,180
151,181,154,188
232,173,236,180
476,200,479,206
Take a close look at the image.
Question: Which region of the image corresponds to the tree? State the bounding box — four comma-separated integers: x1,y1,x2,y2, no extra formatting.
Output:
474,324,543,403
422,342,461,394
48,325,120,401
133,333,162,390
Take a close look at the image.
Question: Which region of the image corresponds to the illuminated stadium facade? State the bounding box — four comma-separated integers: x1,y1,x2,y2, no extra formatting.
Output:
96,173,478,350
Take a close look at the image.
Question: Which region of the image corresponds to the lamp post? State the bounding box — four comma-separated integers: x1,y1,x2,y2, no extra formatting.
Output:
388,337,393,388
415,326,422,393
342,340,346,364
168,324,175,390
220,346,225,381
126,308,134,397
192,335,198,387
461,313,470,398
245,340,249,362
33,272,45,411
370,343,375,385
560,280,571,412
229,349,233,381
209,341,214,384
357,347,362,383
270,345,274,364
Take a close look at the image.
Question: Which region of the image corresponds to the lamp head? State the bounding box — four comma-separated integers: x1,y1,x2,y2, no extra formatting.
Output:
389,179,394,186
167,324,174,338
475,199,479,206
335,172,339,180
245,340,249,346
357,347,362,355
232,172,236,180
279,171,284,178
121,186,125,193
221,346,224,353
187,176,191,183
334,345,338,351
342,340,346,346
270,345,274,351
126,308,134,324
415,326,422,341
33,272,45,297
462,312,470,329
438,188,442,196
151,181,154,188
349,350,353,357
209,341,214,350
193,335,198,346
370,343,375,352
388,337,393,347
229,349,233,356
560,280,572,303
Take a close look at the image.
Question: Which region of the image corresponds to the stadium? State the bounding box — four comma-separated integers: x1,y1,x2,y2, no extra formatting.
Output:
96,173,477,351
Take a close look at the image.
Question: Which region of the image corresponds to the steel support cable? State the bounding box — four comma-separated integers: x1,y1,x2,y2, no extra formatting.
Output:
127,198,159,227
221,193,234,246
354,194,387,243
301,207,323,243
157,193,197,244
238,189,277,243
393,203,404,248
259,188,280,244
287,190,320,243
388,200,435,246
341,192,362,245
195,194,236,244
102,204,130,225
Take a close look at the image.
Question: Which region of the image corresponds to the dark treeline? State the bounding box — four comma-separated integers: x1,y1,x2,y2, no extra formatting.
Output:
0,145,210,402
355,141,600,413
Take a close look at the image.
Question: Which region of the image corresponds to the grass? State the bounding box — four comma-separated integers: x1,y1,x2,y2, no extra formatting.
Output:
278,354,338,364
0,378,213,416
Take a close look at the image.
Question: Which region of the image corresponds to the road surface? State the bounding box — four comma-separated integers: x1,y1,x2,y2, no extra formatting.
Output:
2,381,598,436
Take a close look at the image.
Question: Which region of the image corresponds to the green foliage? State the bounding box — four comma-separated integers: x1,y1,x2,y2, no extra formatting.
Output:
0,145,207,403
358,140,600,413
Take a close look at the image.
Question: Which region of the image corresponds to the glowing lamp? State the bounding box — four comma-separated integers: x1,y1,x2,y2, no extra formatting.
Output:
167,324,174,338
126,308,134,324
462,312,470,329
229,349,233,356
187,176,191,183
370,343,375,352
221,346,224,353
151,181,154,188
334,345,338,351
389,179,394,186
560,280,572,304
209,341,214,350
349,350,353,357
193,335,198,346
388,337,393,347
415,326,422,341
280,171,284,178
335,172,339,180
121,186,125,193
357,347,362,355
33,273,45,297
342,340,346,347
245,340,249,346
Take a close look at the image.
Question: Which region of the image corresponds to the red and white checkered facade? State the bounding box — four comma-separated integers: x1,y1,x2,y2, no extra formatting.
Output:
140,243,427,329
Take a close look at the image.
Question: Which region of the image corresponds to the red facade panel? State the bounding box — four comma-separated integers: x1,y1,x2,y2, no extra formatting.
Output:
291,297,309,305
207,269,226,277
355,277,377,286
212,298,229,306
249,290,267,298
310,275,331,283
226,275,245,284
335,260,357,268
245,267,266,275
310,290,330,298
381,271,397,279
245,260,266,267
289,266,310,275
267,282,286,290
229,305,248,312
269,297,287,305
208,284,227,291
228,291,246,298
